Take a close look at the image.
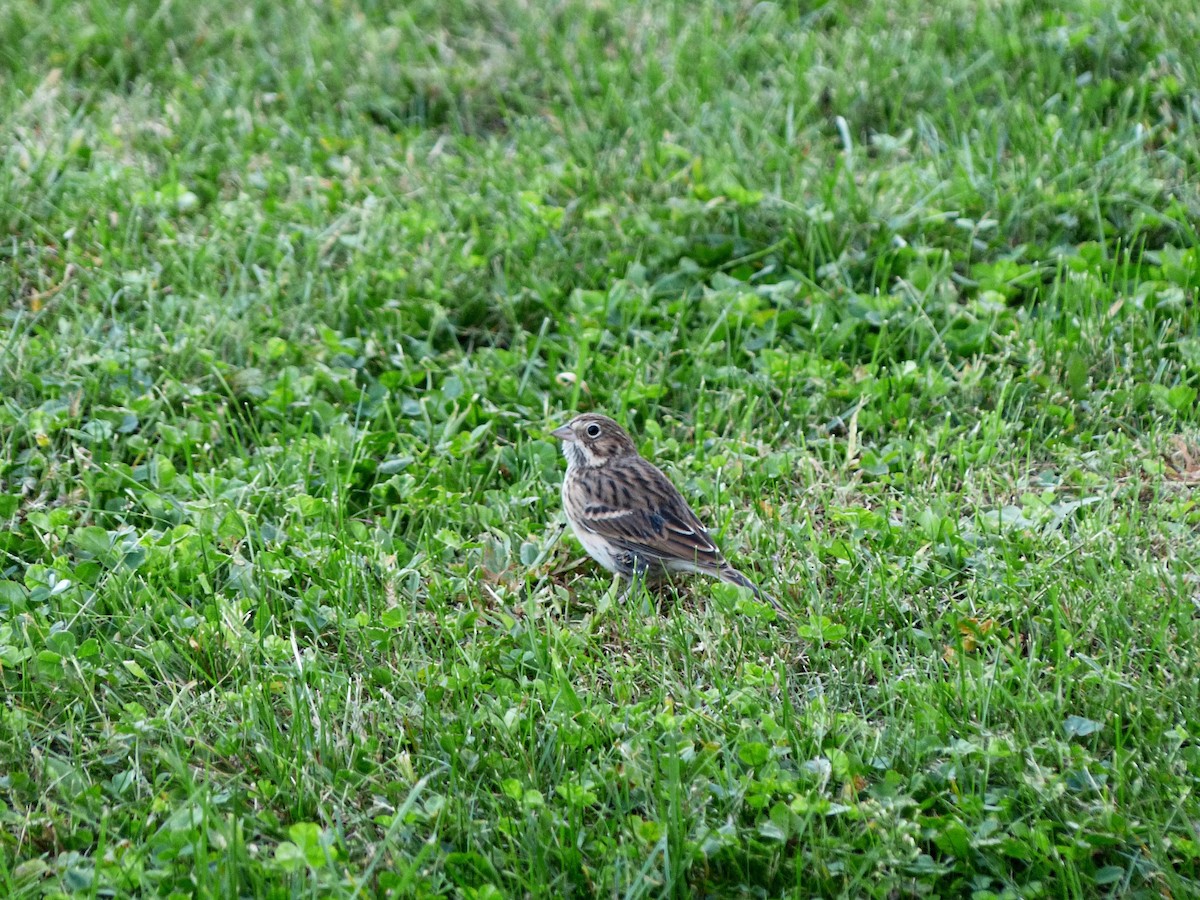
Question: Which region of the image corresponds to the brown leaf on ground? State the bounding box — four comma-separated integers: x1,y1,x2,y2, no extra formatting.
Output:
1164,437,1200,484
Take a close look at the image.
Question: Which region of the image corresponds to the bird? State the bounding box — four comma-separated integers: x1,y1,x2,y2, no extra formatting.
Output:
550,413,779,610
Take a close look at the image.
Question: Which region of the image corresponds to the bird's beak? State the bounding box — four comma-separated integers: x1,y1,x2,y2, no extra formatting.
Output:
551,424,574,441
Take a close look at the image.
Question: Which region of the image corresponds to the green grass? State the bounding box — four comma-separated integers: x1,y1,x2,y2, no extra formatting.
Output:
2,0,1200,896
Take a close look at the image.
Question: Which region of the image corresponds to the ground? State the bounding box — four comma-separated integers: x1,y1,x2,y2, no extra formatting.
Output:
2,0,1199,896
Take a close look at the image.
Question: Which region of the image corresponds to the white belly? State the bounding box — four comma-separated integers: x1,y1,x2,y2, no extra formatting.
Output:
563,479,624,573
572,523,624,573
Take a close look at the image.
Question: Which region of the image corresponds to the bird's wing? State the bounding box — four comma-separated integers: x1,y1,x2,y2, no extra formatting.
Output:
571,457,728,568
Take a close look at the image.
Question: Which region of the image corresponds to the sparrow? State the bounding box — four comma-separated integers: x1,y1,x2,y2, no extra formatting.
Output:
551,413,777,608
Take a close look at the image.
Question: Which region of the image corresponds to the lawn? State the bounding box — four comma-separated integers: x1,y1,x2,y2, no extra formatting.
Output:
2,0,1199,896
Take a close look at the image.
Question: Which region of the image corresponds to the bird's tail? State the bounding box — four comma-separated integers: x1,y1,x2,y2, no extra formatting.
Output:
719,566,784,614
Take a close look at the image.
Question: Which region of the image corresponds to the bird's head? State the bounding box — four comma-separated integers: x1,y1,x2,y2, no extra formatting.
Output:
551,414,639,468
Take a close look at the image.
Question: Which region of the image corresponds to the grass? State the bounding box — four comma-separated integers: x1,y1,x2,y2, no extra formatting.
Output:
2,0,1199,896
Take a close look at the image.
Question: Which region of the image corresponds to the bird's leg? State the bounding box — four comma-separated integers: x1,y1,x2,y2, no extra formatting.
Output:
618,570,642,603
620,557,653,611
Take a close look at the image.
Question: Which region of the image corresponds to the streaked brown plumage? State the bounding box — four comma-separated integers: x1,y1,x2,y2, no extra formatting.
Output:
551,413,777,608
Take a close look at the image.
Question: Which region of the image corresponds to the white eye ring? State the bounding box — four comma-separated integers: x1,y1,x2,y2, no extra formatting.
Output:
586,423,602,438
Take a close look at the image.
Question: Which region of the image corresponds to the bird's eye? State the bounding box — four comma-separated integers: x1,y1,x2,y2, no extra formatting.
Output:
586,423,602,438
